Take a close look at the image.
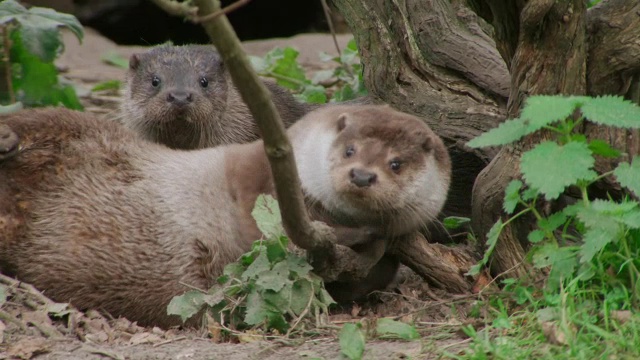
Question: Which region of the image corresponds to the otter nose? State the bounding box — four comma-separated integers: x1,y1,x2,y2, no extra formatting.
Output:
350,168,377,188
166,91,193,106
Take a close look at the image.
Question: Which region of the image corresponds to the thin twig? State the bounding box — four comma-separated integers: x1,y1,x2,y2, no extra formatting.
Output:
320,0,342,58
193,0,252,23
152,336,187,347
148,0,198,18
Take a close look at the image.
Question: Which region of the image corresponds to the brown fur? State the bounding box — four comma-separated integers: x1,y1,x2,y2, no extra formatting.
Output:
0,105,450,327
120,44,314,149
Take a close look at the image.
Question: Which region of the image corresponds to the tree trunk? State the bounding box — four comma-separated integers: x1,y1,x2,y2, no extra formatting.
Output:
333,0,640,281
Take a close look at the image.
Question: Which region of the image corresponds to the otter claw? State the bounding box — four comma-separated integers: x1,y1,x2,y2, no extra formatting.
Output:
0,124,20,160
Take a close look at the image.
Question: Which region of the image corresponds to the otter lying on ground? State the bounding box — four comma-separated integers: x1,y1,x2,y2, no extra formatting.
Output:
0,105,450,328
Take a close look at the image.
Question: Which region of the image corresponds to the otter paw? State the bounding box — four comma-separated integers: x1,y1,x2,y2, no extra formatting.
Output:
0,124,20,160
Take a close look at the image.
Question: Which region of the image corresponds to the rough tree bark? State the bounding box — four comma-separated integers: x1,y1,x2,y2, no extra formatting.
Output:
333,0,640,280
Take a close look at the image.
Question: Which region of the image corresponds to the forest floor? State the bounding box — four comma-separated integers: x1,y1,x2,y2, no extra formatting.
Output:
0,29,476,360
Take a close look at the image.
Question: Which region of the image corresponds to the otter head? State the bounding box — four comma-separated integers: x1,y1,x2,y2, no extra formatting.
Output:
325,107,451,234
123,45,229,149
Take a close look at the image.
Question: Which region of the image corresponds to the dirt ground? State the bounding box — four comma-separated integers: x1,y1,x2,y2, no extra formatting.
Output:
0,29,473,360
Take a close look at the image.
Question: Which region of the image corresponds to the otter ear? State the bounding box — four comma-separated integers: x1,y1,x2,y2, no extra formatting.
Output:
421,134,433,152
337,113,351,132
129,54,141,70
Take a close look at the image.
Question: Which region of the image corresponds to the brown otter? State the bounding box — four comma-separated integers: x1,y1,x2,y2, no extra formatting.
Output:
120,44,314,149
0,104,450,328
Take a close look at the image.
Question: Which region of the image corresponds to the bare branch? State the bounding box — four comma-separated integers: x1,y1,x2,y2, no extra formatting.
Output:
147,0,198,18
190,0,381,281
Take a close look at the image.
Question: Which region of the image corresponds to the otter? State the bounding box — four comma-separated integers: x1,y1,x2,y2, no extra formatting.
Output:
0,105,450,328
120,44,314,149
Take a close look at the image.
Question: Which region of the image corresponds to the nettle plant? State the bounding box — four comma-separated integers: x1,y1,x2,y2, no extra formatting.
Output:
467,95,640,307
249,39,367,104
0,0,83,110
168,195,334,335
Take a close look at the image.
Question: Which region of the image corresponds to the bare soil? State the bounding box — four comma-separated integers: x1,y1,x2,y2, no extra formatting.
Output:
0,29,473,360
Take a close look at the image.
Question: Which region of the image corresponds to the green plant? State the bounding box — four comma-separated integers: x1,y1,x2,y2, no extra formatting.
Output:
167,194,334,335
0,0,83,109
453,95,640,358
249,39,367,104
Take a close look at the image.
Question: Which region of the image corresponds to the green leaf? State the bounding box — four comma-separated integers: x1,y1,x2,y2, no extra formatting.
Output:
466,117,529,148
290,279,313,315
443,216,471,230
503,180,523,214
167,290,205,323
527,230,545,243
244,290,269,326
101,51,129,69
242,251,271,281
339,323,366,360
580,227,620,263
538,212,568,232
10,31,82,109
296,84,327,104
262,286,291,310
222,262,245,281
286,255,313,276
520,141,596,200
271,47,308,90
251,194,285,239
614,158,640,197
531,244,578,289
467,219,503,276
375,318,419,340
255,261,290,292
588,139,620,158
265,237,287,263
546,248,578,289
581,95,640,129
0,0,83,62
468,96,590,148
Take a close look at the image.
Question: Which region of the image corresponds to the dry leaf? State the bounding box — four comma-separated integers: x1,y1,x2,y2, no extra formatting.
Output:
540,321,567,345
128,332,162,345
85,330,109,344
611,310,632,324
7,337,51,359
206,313,223,343
236,329,263,343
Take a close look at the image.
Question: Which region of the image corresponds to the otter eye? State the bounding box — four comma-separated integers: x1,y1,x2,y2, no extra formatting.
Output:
200,77,209,88
389,160,402,172
151,76,161,87
345,145,355,158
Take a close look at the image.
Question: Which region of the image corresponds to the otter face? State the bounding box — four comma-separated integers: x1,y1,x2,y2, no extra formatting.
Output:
124,45,229,148
325,109,451,233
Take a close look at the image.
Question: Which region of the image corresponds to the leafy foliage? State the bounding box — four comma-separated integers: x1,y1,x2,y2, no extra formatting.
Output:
0,0,83,109
375,318,419,340
520,141,596,200
339,323,366,360
167,195,334,335
249,39,366,104
460,94,640,359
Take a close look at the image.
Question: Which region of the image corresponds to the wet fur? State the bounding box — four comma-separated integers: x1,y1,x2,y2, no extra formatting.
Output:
0,105,450,327
120,44,314,149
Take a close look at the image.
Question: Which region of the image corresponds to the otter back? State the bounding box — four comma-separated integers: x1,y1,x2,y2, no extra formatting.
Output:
121,44,313,149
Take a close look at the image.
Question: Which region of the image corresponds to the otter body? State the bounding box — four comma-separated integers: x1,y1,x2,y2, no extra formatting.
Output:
0,105,450,327
121,44,313,149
